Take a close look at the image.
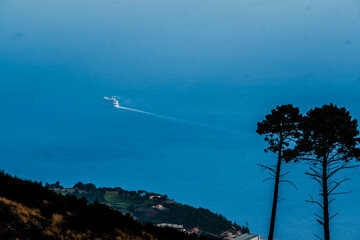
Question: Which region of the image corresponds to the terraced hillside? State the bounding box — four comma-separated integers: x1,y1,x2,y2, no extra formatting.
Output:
49,182,249,237
0,171,217,240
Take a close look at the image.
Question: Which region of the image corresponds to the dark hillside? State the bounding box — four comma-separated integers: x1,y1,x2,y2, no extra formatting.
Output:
0,171,217,240
51,181,249,236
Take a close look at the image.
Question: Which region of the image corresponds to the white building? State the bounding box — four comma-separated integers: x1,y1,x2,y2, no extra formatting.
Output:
234,233,261,240
156,223,184,230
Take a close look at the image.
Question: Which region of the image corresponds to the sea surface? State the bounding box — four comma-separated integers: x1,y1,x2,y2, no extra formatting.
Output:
1,0,360,239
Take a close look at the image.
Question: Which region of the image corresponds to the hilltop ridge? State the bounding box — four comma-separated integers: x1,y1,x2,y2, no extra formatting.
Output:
0,171,218,240
47,181,250,238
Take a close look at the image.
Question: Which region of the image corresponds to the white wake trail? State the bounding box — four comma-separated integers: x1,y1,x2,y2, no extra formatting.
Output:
103,96,250,134
114,105,187,123
104,96,193,123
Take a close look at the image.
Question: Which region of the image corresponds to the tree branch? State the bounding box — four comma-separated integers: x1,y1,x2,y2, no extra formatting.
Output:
329,212,339,220
314,233,323,240
256,163,276,175
306,194,324,210
279,180,298,190
263,177,276,183
328,178,350,195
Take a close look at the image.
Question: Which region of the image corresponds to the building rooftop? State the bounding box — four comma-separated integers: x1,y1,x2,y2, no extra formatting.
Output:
234,233,260,240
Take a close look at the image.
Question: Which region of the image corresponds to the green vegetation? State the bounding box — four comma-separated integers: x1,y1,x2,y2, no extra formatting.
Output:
0,171,217,240
50,182,249,236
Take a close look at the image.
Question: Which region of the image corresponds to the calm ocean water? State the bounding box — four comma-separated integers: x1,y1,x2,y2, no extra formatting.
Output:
1,0,360,239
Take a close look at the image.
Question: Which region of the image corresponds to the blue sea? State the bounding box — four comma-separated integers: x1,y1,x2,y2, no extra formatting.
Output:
1,0,360,239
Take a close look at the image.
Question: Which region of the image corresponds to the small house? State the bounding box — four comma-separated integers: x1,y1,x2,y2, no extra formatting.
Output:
234,233,261,240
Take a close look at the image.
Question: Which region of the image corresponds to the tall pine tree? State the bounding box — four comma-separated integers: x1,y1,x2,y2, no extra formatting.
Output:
291,104,360,240
257,104,302,240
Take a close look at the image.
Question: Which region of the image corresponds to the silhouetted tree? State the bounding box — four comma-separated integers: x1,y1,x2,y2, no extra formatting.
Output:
74,182,96,192
291,104,360,240
74,182,85,189
45,181,63,189
256,104,303,240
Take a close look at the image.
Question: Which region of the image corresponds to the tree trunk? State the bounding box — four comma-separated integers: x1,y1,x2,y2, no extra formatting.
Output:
268,142,282,240
322,156,330,240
